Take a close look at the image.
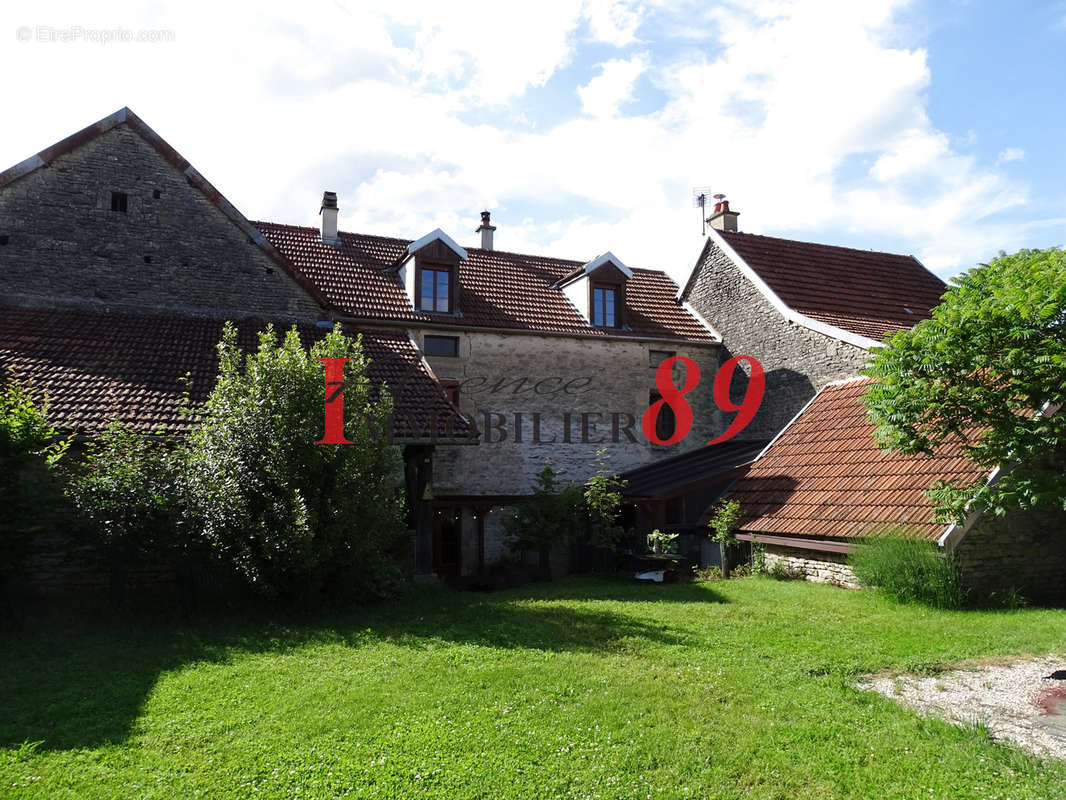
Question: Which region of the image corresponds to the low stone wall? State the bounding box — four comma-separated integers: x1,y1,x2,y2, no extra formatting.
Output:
763,545,858,588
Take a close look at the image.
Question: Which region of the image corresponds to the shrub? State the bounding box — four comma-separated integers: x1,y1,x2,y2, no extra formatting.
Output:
583,449,626,549
646,529,679,555
504,462,584,579
183,323,407,605
67,423,182,606
849,534,964,609
0,377,70,581
694,565,722,582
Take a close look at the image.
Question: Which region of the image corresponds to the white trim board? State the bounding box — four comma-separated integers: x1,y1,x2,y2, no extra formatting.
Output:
407,228,468,261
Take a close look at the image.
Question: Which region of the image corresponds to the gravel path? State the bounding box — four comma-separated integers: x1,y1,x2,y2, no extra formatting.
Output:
858,655,1066,761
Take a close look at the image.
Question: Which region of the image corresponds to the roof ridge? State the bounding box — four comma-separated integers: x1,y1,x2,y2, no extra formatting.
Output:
721,229,922,263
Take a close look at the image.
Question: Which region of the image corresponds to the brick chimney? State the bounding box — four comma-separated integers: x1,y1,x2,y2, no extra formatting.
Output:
706,194,739,233
320,191,340,244
476,210,496,251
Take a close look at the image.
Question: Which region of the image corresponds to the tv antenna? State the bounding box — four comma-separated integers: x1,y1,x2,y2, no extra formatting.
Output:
692,187,712,236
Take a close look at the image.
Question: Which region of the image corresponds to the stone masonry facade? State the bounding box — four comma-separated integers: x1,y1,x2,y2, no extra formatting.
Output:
682,239,870,439
953,507,1066,605
0,125,322,321
419,329,722,575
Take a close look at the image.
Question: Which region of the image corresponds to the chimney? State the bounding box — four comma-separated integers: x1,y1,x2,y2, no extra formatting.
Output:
706,193,739,233
476,210,496,250
320,191,340,244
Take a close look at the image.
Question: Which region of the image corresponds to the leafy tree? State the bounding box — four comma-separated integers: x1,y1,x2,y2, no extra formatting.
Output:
864,248,1066,522
708,499,742,578
66,422,180,606
0,377,70,590
583,449,627,550
183,323,406,605
504,462,584,579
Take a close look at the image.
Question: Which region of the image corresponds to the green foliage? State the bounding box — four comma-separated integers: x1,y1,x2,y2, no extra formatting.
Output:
183,323,407,604
504,462,584,553
849,534,965,609
694,564,723,581
66,422,181,565
708,499,742,545
863,248,1066,522
751,543,767,575
583,449,626,549
767,560,801,581
0,377,70,575
646,529,679,555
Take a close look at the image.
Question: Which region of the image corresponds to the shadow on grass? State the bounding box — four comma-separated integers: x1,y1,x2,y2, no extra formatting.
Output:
0,579,719,753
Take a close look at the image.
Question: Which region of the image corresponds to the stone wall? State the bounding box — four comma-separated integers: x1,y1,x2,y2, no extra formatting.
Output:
953,507,1066,605
682,240,870,439
421,329,722,496
0,124,322,321
763,544,859,588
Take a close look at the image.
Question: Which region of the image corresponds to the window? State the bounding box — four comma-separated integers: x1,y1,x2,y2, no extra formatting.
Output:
424,335,459,357
110,192,128,213
649,350,675,368
592,285,617,327
649,390,677,442
419,266,452,313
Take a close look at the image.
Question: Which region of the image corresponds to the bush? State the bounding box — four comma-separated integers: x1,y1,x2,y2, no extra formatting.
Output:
66,422,181,605
504,462,584,579
849,534,964,609
183,323,407,605
0,377,70,581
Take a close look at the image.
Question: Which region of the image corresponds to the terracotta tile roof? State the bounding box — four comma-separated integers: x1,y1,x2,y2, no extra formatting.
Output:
0,307,469,441
718,230,946,341
254,222,714,342
730,378,986,541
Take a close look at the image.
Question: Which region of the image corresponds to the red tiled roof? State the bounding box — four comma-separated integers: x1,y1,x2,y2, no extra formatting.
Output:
730,378,986,541
254,222,714,342
0,307,469,441
718,230,946,341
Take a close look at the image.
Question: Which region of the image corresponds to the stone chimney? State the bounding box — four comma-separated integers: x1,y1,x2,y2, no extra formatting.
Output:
706,194,739,233
476,210,496,250
320,191,340,244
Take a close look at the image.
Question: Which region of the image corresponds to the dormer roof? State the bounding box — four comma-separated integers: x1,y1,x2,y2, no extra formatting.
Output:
406,228,468,261
554,251,633,287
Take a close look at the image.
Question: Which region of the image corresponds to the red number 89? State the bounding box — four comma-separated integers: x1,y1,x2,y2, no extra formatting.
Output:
641,355,764,446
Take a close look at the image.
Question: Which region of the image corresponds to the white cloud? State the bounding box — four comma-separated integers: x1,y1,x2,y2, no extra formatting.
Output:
578,55,648,117
0,0,1056,285
997,147,1026,164
583,0,646,46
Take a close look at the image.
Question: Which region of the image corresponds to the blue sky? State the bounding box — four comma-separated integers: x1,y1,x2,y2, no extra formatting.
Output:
2,0,1063,286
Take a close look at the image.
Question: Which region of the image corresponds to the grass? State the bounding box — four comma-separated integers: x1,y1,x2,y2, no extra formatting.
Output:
2,577,1066,799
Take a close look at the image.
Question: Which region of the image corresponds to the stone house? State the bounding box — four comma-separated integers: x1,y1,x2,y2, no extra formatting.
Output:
679,199,947,438
0,108,471,589
0,107,722,583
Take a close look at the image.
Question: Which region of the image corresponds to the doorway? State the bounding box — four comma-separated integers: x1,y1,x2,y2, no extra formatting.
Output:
433,506,462,577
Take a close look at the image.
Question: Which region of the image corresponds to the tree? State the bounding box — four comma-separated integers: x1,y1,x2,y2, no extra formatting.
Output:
183,323,407,605
864,248,1066,522
66,422,180,607
504,462,584,579
708,499,742,578
0,377,70,602
582,449,627,551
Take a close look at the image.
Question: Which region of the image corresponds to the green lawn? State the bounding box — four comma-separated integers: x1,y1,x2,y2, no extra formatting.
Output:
3,578,1066,799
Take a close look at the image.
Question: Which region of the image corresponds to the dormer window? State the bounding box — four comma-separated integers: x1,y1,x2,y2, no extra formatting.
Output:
592,283,619,327
419,265,452,313
398,228,468,315
556,251,632,329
